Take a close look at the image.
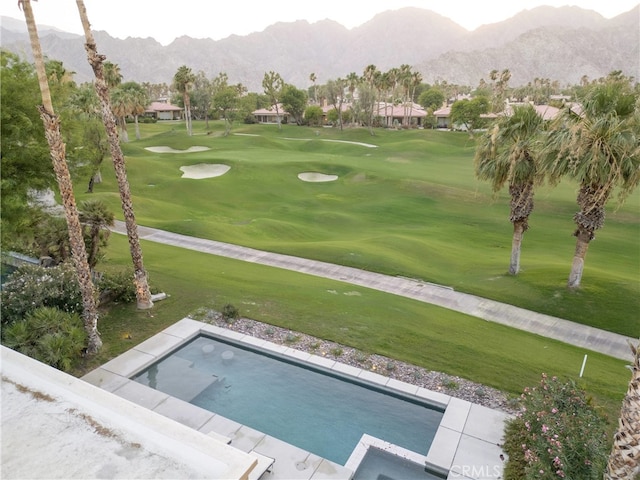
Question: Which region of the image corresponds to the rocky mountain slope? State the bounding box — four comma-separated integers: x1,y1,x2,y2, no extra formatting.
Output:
1,5,638,91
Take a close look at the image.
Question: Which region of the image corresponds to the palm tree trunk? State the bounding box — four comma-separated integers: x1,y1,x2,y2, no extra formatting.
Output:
183,92,192,136
509,220,527,275
134,114,141,140
508,183,533,276
21,0,102,353
568,184,608,289
605,341,640,479
75,0,153,310
568,228,591,288
119,116,129,143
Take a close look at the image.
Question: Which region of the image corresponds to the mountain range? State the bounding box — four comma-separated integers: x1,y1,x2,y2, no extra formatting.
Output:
1,5,638,92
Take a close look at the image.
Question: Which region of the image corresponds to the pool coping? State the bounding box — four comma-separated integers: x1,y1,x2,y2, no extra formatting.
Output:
82,318,510,480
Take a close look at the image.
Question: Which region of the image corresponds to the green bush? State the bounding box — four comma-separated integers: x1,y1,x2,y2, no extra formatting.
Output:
503,374,609,479
96,268,137,304
0,263,82,325
2,307,87,372
221,303,239,322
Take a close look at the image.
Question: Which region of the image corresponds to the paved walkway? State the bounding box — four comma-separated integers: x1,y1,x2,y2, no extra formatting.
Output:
113,221,637,361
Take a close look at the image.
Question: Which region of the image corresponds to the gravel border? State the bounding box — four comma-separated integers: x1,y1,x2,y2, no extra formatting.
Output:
192,309,519,415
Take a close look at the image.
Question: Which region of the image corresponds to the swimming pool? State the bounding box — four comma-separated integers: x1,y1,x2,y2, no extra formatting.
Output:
132,334,444,466
352,447,446,480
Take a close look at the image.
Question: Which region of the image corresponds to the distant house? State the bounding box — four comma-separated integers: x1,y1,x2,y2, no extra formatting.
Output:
145,101,182,120
375,102,427,127
434,102,564,130
319,101,351,125
502,103,562,121
433,106,452,128
253,104,289,124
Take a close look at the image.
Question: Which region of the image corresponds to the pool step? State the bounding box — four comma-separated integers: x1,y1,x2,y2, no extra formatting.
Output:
137,355,218,402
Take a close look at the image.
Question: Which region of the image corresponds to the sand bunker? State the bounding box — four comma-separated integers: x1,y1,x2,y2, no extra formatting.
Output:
298,172,338,183
281,137,377,148
145,146,211,153
180,164,230,179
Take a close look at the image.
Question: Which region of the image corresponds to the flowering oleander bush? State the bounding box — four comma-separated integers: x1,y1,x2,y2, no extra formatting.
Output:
1,263,83,325
503,373,609,479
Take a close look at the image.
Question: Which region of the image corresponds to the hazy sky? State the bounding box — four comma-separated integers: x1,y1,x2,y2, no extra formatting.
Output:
2,0,638,45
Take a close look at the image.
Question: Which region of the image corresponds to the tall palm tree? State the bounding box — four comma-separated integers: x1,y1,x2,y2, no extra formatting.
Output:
173,65,195,136
475,104,545,275
309,72,317,104
126,82,149,141
605,340,640,479
70,83,106,192
109,86,131,142
541,73,640,288
18,0,101,353
110,82,148,142
103,61,122,89
75,0,153,309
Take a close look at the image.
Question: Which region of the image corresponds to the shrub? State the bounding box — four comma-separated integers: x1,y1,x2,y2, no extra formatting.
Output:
221,303,239,322
96,268,137,304
442,377,459,390
0,263,82,325
330,347,343,357
503,373,609,479
284,333,300,344
2,307,87,372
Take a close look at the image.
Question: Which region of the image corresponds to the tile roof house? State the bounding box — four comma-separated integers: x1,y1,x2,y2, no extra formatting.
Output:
145,101,183,120
253,104,289,124
375,102,427,128
433,106,452,128
434,102,566,130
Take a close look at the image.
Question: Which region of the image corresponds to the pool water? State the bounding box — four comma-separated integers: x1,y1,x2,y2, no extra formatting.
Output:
353,448,446,480
133,335,443,466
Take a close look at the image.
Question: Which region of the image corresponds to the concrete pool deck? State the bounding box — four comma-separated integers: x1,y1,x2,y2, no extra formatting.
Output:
111,221,636,361
82,318,510,480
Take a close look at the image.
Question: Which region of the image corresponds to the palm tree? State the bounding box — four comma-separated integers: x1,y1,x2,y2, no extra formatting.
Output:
309,72,317,104
110,86,131,142
605,340,640,479
79,200,114,270
111,81,149,141
475,104,545,275
173,65,195,136
75,0,153,309
103,61,122,89
541,73,640,288
18,0,101,353
70,83,106,192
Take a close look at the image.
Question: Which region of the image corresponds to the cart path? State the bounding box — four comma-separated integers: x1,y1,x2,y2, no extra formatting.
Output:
112,221,637,361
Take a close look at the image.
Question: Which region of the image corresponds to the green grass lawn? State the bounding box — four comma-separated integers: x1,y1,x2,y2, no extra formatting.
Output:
79,120,639,338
